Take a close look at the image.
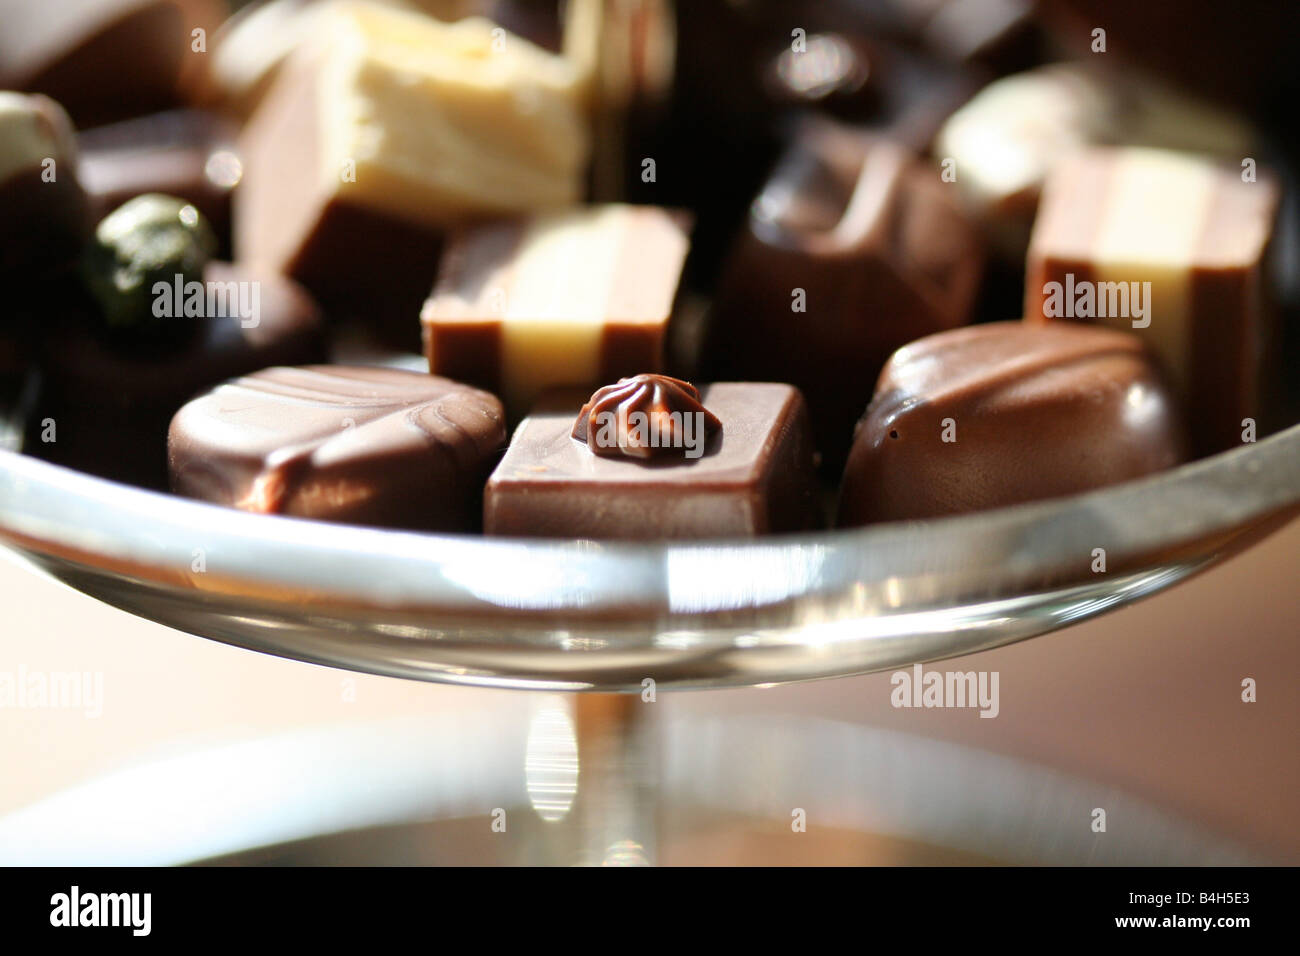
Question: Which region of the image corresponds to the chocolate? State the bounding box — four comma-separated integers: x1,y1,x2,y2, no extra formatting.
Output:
0,0,227,127
935,64,1257,261
203,1,563,116
234,4,591,345
28,262,325,488
899,0,1043,73
659,2,979,276
169,365,506,530
704,119,984,468
571,374,721,460
837,322,1187,526
78,110,241,251
1025,147,1280,458
422,205,691,415
0,93,88,281
1037,0,1300,116
485,382,821,539
83,194,218,336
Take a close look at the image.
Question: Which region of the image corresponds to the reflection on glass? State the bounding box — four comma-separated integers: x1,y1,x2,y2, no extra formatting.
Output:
524,697,579,822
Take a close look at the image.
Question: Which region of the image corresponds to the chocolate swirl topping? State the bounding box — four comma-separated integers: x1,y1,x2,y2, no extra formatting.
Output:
572,374,722,460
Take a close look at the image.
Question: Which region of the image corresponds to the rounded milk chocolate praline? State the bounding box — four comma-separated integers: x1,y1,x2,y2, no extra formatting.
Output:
837,321,1187,525
169,365,507,532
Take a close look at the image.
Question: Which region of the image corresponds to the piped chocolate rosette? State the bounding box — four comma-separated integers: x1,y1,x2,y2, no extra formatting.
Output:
571,373,721,460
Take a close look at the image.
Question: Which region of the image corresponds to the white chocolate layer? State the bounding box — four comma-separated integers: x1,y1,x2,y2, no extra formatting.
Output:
308,2,590,227
426,204,690,410
1090,149,1217,394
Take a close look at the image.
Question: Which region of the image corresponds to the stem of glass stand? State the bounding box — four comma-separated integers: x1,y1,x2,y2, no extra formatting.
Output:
569,692,655,866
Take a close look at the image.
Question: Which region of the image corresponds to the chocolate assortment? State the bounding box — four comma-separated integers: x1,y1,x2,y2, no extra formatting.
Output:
0,0,1295,537
235,3,590,344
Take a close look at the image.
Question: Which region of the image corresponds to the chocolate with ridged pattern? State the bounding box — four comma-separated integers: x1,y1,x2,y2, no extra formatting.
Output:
28,262,325,488
169,365,505,531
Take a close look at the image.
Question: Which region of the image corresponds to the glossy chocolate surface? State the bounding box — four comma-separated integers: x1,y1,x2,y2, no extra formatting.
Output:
170,365,506,531
705,119,984,468
422,206,690,415
1026,147,1279,459
0,0,226,127
486,382,821,539
837,322,1187,525
28,261,325,488
78,110,241,252
572,374,721,460
0,93,88,281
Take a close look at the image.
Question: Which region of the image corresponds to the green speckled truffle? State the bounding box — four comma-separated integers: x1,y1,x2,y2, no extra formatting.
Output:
84,194,217,334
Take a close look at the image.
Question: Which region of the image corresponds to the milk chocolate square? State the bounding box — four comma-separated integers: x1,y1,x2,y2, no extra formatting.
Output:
484,381,820,539
422,205,691,414
1026,147,1279,456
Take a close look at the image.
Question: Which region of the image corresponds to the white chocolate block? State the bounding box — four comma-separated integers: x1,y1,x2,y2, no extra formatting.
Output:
236,1,592,284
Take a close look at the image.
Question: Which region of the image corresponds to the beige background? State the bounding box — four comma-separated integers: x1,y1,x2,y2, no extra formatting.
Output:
1,517,1297,861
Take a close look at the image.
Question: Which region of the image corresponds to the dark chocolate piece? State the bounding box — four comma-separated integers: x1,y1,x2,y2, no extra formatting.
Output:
485,382,820,539
704,119,984,468
0,93,88,281
78,110,241,251
83,194,218,335
837,322,1187,526
1025,147,1279,458
571,374,721,460
422,205,691,416
28,262,325,488
169,365,506,531
0,0,227,127
654,1,980,277
1037,0,1300,115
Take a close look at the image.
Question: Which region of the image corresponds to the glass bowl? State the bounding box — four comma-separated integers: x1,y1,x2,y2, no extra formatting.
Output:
1,422,1296,691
